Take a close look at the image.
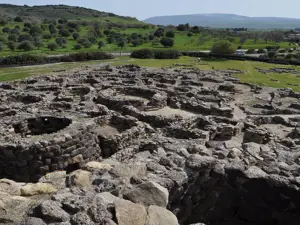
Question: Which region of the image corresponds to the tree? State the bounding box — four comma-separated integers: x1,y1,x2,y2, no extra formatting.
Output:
177,24,187,31
154,28,165,38
23,27,30,32
191,26,200,35
166,30,175,38
18,34,33,42
47,42,58,51
17,41,35,51
58,19,68,24
87,36,97,44
30,26,43,35
0,35,7,43
2,27,10,33
160,37,174,47
0,42,4,51
187,32,193,38
98,40,105,49
49,27,57,35
14,16,23,22
78,38,92,48
10,28,20,35
73,43,82,50
56,37,68,47
117,38,126,56
73,32,80,40
8,34,18,42
7,41,16,51
211,40,236,55
0,19,7,26
59,29,70,37
43,33,52,40
24,22,32,28
34,39,44,50
268,50,276,59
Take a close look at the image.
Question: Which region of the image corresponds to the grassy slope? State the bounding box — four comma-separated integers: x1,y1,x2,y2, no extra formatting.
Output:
2,56,300,92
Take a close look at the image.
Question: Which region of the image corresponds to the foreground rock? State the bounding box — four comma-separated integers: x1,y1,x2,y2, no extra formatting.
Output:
0,66,300,225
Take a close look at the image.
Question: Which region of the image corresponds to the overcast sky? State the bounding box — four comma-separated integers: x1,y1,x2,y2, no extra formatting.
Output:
1,0,300,20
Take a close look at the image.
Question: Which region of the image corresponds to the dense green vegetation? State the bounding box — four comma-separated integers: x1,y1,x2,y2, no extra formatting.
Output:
0,4,298,57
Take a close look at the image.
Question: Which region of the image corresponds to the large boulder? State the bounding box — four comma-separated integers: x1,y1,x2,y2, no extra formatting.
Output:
33,200,69,223
146,205,179,225
0,179,21,196
38,171,67,190
115,199,147,225
124,181,169,207
67,170,92,188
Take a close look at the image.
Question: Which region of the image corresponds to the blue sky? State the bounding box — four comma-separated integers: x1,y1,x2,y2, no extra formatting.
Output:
1,0,299,20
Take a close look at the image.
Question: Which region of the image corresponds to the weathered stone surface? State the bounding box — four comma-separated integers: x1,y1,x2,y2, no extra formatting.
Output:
146,205,179,225
83,161,112,172
33,200,69,222
67,170,92,188
21,183,57,196
115,199,147,225
124,181,169,207
0,179,21,196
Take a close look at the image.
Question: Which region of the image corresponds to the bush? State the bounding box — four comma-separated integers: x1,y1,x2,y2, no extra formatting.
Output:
266,46,280,51
2,27,10,33
211,40,236,55
8,34,18,42
59,29,70,37
18,34,33,42
257,48,266,54
73,44,82,50
43,33,52,40
131,49,181,59
131,49,155,59
73,32,80,40
278,49,286,53
166,30,175,38
160,37,174,47
246,48,256,54
78,38,92,48
23,27,30,32
56,37,68,47
98,41,105,49
7,41,16,51
48,42,58,51
14,16,23,22
88,36,97,44
10,29,20,35
0,42,4,51
17,41,35,51
285,54,294,60
268,50,277,59
29,26,43,35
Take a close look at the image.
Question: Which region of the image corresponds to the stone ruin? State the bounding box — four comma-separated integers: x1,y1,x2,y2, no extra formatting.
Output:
0,64,300,224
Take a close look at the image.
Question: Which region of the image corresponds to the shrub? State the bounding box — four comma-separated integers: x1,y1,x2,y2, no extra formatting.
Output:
98,41,105,49
154,49,181,59
160,37,174,47
166,30,175,38
2,27,10,33
56,37,68,47
88,36,97,44
285,54,294,60
131,49,181,59
34,39,44,50
73,44,82,50
154,28,165,38
10,29,20,35
59,29,70,37
7,41,17,51
278,49,286,53
0,42,4,51
0,35,6,42
17,41,35,51
43,33,52,40
187,32,193,38
14,16,23,22
8,34,18,42
257,48,266,54
131,49,155,59
266,46,280,51
29,26,43,35
246,48,256,54
18,34,33,42
73,32,80,40
48,42,58,51
78,38,92,48
268,50,277,59
23,27,30,32
211,40,236,55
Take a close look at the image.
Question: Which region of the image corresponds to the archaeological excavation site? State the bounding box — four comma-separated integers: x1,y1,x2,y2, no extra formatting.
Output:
1,64,300,225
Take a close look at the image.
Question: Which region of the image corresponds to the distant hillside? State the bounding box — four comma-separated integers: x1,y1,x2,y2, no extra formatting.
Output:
0,4,145,25
144,13,300,29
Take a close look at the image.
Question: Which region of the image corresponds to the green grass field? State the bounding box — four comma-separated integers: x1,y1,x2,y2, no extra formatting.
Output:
1,56,300,92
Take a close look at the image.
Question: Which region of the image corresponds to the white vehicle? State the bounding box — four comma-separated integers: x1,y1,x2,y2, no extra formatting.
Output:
235,50,245,56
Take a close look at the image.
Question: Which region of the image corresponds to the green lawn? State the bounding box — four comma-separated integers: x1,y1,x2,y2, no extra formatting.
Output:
1,56,300,92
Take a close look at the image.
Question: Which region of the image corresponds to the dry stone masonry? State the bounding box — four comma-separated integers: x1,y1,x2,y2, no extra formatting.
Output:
0,64,300,225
